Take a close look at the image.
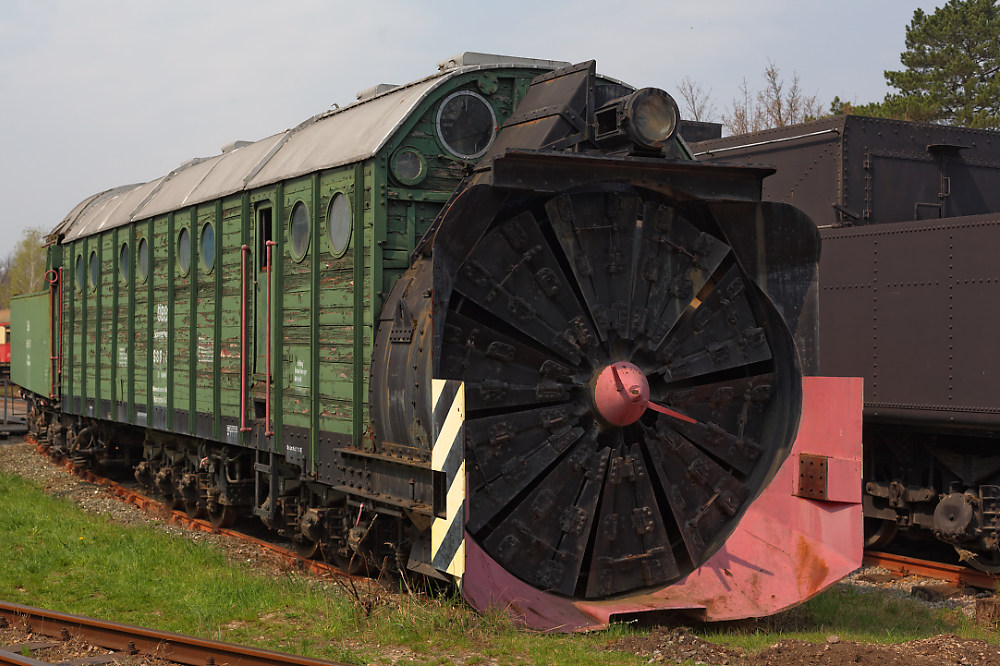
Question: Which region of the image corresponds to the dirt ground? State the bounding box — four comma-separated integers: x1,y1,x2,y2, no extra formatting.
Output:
4,437,1000,665
606,626,1000,665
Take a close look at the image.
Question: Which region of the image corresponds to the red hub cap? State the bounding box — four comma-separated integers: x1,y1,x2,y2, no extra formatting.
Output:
593,362,650,427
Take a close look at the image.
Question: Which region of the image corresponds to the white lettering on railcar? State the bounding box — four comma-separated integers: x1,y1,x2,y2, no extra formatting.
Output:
152,384,167,406
293,359,308,386
198,335,214,365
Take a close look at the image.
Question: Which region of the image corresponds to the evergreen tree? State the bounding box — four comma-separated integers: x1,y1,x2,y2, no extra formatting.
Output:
874,0,1000,128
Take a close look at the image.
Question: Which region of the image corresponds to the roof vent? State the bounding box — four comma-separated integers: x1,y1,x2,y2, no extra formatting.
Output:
221,140,252,154
356,83,400,101
437,52,571,71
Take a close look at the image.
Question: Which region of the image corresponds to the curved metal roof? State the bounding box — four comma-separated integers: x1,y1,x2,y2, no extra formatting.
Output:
57,54,570,243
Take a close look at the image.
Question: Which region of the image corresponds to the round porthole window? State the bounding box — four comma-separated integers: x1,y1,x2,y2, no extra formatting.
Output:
201,222,215,272
391,147,426,186
75,254,84,290
89,250,99,289
290,201,310,261
177,227,191,274
436,90,497,159
120,242,130,283
328,193,352,258
137,237,149,282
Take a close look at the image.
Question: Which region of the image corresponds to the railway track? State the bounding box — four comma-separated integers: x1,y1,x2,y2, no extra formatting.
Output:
863,550,998,590
0,600,346,666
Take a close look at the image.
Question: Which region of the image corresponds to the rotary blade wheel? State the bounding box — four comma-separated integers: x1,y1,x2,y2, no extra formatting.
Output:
439,185,801,600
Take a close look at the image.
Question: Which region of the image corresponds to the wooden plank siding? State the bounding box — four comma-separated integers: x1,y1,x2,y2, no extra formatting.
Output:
69,246,82,412
83,238,97,411
217,198,243,416
133,222,150,421
281,176,313,440
275,166,373,467
55,147,403,472
171,210,191,432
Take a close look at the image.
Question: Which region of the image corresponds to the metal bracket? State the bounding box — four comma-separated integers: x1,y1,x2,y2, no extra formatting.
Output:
389,299,414,343
796,453,829,500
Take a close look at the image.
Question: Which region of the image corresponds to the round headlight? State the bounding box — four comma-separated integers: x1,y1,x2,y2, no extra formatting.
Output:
623,88,679,149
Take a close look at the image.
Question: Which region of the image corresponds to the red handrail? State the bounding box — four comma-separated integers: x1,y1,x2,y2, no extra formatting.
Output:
45,269,59,398
58,267,63,394
239,245,251,433
265,240,275,437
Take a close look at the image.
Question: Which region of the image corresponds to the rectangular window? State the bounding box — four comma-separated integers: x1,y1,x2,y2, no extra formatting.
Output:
257,207,273,272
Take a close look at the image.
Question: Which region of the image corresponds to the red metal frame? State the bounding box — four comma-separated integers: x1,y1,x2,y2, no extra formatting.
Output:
461,376,864,632
58,267,63,395
265,240,275,437
44,269,60,399
239,245,251,433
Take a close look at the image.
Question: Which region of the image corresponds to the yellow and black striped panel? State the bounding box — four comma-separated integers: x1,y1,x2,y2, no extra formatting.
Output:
431,378,465,581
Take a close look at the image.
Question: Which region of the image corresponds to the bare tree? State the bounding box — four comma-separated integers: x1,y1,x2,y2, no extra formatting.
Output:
758,61,821,128
722,77,764,135
4,227,47,308
722,61,823,135
676,76,718,122
0,254,11,311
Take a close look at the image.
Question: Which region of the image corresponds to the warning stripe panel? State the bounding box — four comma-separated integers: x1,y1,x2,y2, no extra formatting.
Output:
431,379,465,581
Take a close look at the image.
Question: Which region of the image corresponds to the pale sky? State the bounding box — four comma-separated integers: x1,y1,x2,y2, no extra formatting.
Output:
0,0,935,261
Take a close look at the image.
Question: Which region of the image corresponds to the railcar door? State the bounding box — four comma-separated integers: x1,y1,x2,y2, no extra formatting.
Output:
254,205,274,381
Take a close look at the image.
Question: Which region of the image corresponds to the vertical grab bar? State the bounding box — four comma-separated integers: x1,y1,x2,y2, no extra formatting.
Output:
45,269,59,399
58,267,63,394
239,245,251,432
265,240,276,437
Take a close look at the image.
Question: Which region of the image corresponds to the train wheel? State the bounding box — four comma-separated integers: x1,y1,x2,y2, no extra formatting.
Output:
438,186,802,599
863,517,898,550
179,473,204,519
331,544,367,575
292,536,320,559
183,499,205,519
208,504,236,529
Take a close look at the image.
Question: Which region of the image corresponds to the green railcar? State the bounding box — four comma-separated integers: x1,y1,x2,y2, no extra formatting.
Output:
49,56,567,460
12,54,831,631
10,291,50,396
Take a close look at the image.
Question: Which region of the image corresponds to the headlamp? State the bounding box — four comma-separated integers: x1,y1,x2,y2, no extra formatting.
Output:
594,87,680,152
622,88,679,150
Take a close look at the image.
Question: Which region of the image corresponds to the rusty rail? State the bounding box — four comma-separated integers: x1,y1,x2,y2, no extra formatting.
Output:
0,601,347,666
863,550,998,590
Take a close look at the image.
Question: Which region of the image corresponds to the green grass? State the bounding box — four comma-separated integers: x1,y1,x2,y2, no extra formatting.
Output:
0,471,645,664
698,583,998,654
1,468,997,665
